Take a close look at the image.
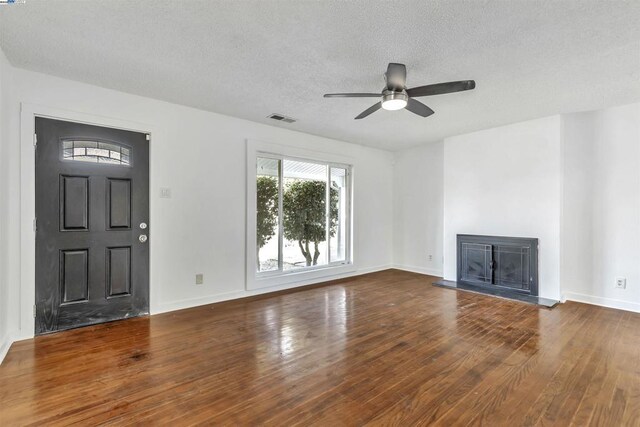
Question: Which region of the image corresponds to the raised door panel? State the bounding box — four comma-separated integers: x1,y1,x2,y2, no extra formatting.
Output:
107,178,131,229
60,249,89,303
60,176,89,231
107,247,131,297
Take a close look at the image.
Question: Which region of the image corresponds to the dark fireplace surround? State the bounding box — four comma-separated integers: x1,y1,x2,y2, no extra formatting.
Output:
434,234,557,307
457,234,538,296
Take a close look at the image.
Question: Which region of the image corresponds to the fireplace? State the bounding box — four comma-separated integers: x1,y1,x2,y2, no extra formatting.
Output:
456,234,538,296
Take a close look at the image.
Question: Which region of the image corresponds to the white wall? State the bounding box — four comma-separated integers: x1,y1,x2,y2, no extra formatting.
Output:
561,112,596,300
0,46,12,361
443,116,563,300
562,104,640,311
393,142,444,276
1,65,394,345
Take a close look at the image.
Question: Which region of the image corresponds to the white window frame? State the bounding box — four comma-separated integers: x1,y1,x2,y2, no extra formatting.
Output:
246,139,355,291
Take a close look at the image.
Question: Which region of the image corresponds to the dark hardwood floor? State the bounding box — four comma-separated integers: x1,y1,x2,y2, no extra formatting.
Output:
1,269,639,426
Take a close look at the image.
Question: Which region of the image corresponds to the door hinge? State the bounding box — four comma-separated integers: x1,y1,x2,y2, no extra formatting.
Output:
145,134,150,141
33,304,37,318
33,218,37,232
33,133,37,148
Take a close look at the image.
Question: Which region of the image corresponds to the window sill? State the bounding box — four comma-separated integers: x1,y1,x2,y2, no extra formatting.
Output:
247,263,356,291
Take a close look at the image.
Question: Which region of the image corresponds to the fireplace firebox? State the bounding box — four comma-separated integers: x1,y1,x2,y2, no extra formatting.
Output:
456,234,538,296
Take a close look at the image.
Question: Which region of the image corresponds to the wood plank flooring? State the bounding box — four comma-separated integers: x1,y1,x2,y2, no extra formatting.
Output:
1,269,640,426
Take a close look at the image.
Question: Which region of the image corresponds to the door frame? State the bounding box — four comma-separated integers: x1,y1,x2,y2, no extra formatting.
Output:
19,103,155,340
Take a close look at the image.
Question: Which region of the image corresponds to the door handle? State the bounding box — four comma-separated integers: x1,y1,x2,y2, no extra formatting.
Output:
139,234,148,243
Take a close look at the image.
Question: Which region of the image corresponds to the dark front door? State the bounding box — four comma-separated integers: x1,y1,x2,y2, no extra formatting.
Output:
35,117,149,335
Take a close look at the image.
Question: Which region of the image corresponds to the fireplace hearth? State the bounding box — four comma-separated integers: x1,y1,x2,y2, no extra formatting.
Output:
434,234,558,307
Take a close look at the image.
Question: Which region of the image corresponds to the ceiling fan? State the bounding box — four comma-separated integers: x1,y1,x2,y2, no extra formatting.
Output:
324,63,475,119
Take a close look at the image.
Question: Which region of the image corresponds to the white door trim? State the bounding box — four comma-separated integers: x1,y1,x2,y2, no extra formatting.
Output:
19,102,155,340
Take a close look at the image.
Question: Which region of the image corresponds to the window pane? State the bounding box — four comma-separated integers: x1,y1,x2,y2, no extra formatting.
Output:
282,160,328,270
62,139,131,166
330,167,347,263
73,140,95,149
73,147,87,156
256,157,280,272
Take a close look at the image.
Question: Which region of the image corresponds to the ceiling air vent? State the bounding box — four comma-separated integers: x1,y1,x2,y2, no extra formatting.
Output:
267,113,296,123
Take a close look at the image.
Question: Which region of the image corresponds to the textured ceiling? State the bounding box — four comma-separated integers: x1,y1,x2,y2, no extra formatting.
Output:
1,0,640,151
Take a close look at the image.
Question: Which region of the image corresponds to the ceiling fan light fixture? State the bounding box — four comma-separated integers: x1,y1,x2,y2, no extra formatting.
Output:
323,63,475,119
382,99,407,111
381,90,408,111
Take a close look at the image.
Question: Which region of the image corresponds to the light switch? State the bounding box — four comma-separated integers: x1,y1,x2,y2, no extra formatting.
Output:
160,187,172,198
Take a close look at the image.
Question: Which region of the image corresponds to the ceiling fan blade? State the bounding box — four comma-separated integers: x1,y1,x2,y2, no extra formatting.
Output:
406,80,476,97
324,93,381,98
385,63,407,89
405,98,435,117
355,102,382,120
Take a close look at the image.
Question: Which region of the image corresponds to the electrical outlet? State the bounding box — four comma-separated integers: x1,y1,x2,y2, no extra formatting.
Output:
428,254,433,261
195,273,204,285
615,277,626,289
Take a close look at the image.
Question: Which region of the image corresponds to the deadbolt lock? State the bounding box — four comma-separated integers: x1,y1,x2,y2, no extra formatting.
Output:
139,234,148,243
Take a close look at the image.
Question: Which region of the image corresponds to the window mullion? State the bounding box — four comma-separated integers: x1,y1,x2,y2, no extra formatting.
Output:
278,158,284,272
346,167,351,264
326,165,331,264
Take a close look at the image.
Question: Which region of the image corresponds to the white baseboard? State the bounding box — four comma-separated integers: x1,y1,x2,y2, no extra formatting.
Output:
154,264,393,314
357,264,394,275
154,290,251,314
563,292,640,314
392,264,443,278
0,334,13,365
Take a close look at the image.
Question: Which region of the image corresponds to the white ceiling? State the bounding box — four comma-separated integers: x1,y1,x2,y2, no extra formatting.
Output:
1,0,639,151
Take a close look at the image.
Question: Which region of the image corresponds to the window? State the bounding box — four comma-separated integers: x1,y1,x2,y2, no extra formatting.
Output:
256,155,351,275
62,140,131,165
